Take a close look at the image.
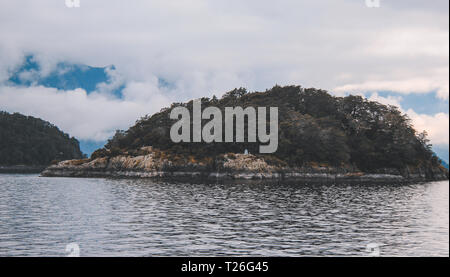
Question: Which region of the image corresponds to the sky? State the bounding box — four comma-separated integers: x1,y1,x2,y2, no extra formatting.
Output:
0,0,448,161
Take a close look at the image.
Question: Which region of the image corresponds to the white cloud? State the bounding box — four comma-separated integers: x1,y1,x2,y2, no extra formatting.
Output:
0,0,448,145
0,85,172,141
0,0,448,94
335,74,449,100
364,28,449,58
368,92,403,107
408,110,449,145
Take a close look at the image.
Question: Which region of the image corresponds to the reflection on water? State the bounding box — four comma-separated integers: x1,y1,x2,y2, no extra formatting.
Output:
0,175,448,256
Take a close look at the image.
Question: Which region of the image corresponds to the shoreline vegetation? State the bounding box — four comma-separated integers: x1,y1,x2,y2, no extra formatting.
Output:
41,85,448,182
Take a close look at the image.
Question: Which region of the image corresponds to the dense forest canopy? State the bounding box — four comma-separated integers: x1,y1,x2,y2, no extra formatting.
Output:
0,112,84,166
97,85,442,171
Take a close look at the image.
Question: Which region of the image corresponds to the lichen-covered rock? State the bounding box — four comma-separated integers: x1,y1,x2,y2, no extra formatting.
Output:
221,154,276,172
41,147,448,182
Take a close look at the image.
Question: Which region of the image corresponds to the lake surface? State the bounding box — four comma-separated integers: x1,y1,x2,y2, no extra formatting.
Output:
0,174,448,256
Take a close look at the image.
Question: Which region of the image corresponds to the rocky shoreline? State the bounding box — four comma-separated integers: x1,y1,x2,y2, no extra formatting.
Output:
41,147,449,183
41,169,442,183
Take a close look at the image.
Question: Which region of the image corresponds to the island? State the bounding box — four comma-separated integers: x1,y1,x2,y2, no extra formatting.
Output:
0,112,85,173
42,86,449,182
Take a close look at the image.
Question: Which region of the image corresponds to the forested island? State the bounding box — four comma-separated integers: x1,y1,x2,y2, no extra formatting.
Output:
0,112,84,173
42,86,449,182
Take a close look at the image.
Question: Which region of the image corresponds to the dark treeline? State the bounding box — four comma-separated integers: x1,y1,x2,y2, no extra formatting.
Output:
0,112,84,166
96,85,442,171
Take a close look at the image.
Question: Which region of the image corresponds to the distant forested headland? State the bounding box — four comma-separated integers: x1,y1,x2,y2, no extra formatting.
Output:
0,112,84,172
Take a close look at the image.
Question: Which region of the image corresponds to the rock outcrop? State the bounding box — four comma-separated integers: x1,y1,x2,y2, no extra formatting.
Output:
42,147,449,182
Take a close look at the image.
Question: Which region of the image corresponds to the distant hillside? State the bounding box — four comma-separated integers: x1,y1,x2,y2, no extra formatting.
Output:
92,85,445,174
0,112,84,167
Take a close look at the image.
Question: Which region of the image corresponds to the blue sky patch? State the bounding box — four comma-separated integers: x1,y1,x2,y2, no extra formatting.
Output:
374,91,449,115
7,55,124,98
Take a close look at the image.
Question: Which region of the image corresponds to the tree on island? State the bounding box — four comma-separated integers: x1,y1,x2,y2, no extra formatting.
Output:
94,85,443,172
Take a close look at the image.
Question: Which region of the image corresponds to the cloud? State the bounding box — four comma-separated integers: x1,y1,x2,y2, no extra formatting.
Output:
408,110,449,145
0,85,172,141
0,0,448,94
334,67,449,100
364,28,449,58
0,0,448,144
368,92,403,107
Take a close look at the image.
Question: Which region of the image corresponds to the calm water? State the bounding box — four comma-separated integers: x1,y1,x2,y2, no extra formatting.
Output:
0,174,448,257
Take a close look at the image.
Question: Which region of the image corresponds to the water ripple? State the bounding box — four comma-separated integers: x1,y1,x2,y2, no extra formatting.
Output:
0,175,448,256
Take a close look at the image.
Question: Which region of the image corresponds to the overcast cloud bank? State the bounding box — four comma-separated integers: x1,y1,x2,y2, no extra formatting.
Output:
0,0,448,158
